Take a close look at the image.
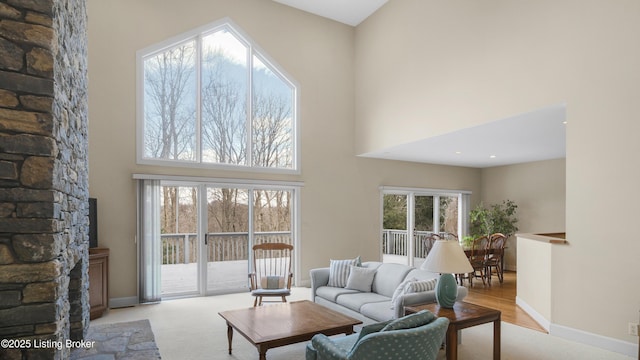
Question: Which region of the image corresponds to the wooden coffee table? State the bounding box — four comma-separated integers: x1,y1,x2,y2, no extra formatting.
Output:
405,301,501,360
218,300,362,360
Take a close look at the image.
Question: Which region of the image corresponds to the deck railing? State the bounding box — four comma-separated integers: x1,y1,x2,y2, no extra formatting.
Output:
161,232,292,265
162,230,454,264
382,229,456,257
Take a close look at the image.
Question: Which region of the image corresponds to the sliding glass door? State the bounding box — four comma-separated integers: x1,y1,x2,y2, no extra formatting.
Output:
138,178,298,301
204,187,250,294
381,188,470,267
204,187,293,294
160,184,199,296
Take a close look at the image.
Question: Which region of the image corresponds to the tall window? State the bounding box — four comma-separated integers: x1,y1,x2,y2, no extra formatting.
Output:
137,19,298,172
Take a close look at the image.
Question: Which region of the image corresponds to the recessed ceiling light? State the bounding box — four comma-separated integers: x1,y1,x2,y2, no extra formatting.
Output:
455,151,462,155
489,155,496,159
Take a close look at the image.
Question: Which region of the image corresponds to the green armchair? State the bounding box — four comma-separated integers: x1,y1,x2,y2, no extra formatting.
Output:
306,310,449,360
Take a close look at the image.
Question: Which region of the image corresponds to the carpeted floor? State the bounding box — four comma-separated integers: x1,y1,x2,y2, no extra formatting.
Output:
70,319,161,360
88,288,634,360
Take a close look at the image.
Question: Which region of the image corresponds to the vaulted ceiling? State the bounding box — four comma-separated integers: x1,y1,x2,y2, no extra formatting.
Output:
272,1,566,168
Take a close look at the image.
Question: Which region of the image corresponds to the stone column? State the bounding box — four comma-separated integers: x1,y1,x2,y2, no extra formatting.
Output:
0,0,90,359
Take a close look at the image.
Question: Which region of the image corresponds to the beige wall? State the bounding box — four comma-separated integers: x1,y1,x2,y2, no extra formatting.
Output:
88,0,640,351
86,0,481,302
481,159,566,270
356,0,640,349
516,235,554,327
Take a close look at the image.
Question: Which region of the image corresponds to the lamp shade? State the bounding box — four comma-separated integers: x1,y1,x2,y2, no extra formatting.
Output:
420,240,473,274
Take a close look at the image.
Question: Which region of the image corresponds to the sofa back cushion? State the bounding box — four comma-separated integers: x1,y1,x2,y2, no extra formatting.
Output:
371,263,413,298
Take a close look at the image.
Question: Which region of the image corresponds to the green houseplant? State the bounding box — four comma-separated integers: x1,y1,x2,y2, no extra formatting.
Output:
469,199,519,238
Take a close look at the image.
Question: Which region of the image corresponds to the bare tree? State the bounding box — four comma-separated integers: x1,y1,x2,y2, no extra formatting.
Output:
147,32,295,244
253,190,290,232
201,49,247,165
207,188,248,233
252,89,292,168
144,42,196,160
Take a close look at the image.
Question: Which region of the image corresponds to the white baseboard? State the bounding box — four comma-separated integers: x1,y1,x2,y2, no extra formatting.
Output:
515,296,550,331
516,296,638,357
109,296,138,309
550,323,639,358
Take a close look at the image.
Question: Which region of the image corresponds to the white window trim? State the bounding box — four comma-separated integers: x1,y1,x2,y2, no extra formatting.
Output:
135,17,301,174
135,173,304,299
379,186,472,266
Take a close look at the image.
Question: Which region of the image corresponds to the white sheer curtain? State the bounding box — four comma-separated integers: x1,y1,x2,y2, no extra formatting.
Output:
137,179,162,303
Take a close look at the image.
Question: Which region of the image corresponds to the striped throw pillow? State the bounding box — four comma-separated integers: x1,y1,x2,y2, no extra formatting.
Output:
405,278,437,293
328,258,358,287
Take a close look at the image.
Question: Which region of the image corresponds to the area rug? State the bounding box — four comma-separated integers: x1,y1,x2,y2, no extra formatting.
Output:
70,319,161,360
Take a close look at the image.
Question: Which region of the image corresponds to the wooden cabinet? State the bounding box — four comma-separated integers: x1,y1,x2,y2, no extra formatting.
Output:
88,247,109,320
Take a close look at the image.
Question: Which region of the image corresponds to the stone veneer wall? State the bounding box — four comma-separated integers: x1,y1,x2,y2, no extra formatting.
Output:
0,0,89,359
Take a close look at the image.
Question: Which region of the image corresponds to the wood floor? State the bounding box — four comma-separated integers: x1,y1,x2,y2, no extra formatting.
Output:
462,271,547,333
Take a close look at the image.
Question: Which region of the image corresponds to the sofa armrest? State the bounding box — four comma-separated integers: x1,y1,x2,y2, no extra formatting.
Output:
310,267,330,300
392,285,468,319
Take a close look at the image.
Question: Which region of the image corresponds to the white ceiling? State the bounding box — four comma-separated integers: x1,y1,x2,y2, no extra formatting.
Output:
271,1,567,169
360,105,567,168
272,0,388,26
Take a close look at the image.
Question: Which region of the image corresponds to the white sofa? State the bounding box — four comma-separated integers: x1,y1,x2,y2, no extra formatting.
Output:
310,261,468,325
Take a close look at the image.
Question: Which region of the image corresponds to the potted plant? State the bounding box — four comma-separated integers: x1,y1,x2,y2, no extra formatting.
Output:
469,199,519,238
461,235,475,249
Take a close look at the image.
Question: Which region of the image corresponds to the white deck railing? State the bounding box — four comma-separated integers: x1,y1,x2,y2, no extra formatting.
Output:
161,232,292,265
382,230,455,257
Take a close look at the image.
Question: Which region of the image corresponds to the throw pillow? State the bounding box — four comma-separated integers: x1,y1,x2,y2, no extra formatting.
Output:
345,265,376,292
260,275,284,290
389,277,417,309
404,278,437,294
328,258,358,287
381,310,436,331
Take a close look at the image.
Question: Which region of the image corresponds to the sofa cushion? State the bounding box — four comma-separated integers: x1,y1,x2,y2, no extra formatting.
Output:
328,258,359,287
336,292,389,313
371,263,414,298
345,265,376,292
381,310,436,331
360,300,394,322
316,286,359,302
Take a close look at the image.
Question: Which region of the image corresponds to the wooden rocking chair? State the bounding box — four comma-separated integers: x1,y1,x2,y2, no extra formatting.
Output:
249,242,293,307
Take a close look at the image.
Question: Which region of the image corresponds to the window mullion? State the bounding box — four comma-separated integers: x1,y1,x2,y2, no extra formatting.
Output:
246,47,253,167
195,34,203,163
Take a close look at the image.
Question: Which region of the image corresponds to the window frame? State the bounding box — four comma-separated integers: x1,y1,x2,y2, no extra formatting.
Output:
136,18,300,174
135,173,303,301
379,186,471,267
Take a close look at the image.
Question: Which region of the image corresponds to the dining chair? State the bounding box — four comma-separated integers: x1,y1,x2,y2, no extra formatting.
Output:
485,233,507,285
468,236,489,287
422,233,441,258
249,242,293,306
